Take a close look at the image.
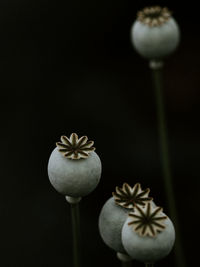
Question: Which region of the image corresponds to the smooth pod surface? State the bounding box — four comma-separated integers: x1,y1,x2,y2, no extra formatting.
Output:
98,197,129,253
122,213,175,262
48,148,102,197
131,17,180,60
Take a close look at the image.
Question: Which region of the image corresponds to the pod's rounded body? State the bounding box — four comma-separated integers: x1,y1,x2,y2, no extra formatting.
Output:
122,213,175,262
48,148,102,197
98,197,129,253
131,17,180,60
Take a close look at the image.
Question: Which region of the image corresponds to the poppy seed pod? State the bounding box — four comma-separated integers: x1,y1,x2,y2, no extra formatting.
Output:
130,6,180,60
99,197,129,253
122,203,175,263
98,183,152,253
48,133,102,197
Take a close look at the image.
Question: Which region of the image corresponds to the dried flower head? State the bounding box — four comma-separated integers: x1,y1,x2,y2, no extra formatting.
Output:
137,6,171,27
128,202,167,237
112,183,152,209
56,133,95,160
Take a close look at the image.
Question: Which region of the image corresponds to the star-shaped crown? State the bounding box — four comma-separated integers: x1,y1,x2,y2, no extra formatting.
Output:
128,202,167,237
112,183,152,209
137,6,171,27
56,133,95,160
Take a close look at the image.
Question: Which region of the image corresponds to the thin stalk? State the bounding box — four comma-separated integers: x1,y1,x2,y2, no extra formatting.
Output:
121,261,132,267
71,202,81,267
117,252,132,267
151,66,186,267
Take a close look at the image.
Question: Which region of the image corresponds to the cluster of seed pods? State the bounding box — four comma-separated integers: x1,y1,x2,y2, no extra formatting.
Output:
98,183,175,264
47,5,180,267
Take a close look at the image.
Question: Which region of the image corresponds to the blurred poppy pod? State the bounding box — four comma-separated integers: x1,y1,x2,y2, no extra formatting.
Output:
130,6,180,60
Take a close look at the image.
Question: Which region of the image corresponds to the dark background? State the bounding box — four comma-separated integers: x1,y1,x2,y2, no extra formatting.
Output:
1,0,199,266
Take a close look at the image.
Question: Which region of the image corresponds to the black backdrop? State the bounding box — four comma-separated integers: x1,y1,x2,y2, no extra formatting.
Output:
1,0,200,266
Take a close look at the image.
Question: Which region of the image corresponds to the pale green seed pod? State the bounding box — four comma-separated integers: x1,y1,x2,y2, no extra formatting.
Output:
122,202,175,263
131,6,180,60
48,133,102,197
99,197,129,253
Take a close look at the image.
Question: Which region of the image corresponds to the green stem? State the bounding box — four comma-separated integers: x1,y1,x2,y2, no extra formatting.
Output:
71,202,81,267
122,261,132,267
152,66,186,267
117,252,132,267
